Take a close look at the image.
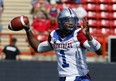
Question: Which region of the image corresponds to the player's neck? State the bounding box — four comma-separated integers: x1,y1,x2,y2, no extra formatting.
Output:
60,30,72,38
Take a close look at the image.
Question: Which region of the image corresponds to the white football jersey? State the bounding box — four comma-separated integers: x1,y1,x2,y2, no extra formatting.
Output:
49,28,89,77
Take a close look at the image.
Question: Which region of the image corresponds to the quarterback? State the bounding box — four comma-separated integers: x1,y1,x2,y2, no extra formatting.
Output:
23,8,103,81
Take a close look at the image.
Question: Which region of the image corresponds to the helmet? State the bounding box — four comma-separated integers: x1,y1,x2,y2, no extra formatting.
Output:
57,8,79,31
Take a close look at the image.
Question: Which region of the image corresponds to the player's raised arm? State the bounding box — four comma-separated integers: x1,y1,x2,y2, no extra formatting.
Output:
8,16,52,53
24,25,40,52
8,16,40,52
82,18,103,55
81,17,92,41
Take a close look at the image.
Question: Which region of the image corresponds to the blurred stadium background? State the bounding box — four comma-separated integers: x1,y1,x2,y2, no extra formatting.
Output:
0,0,116,81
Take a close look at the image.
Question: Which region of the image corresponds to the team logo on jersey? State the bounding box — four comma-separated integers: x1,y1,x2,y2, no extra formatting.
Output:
54,42,72,49
52,38,73,49
52,38,80,50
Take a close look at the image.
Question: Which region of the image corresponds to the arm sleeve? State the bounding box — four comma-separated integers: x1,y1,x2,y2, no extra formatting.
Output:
83,40,96,53
83,38,101,54
37,41,53,53
77,30,101,54
37,33,53,53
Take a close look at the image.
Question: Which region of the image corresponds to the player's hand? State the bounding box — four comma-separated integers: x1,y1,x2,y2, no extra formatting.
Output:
81,17,92,41
23,23,31,32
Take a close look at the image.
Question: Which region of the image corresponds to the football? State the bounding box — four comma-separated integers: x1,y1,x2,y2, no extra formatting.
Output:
8,15,29,31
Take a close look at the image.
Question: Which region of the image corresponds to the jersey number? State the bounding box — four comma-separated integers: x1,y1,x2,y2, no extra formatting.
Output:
60,50,69,68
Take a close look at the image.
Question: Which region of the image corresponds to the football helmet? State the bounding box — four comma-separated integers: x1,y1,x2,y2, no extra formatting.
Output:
57,8,79,32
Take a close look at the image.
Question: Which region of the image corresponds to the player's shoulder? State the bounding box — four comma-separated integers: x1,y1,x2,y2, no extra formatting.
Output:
77,28,83,34
75,28,86,37
76,28,87,42
4,45,10,47
50,29,60,36
48,29,60,42
74,28,82,35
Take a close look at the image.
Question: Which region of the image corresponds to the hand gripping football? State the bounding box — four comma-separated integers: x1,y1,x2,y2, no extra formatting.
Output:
8,15,29,31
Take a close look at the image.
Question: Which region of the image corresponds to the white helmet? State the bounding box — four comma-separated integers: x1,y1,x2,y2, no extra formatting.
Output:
57,8,79,31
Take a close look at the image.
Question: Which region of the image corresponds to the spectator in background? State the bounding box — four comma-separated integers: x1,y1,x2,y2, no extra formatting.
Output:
31,0,49,19
31,0,37,6
32,13,48,34
0,0,4,23
0,0,4,45
47,2,60,19
31,14,49,42
1,38,20,60
46,17,58,33
30,0,37,15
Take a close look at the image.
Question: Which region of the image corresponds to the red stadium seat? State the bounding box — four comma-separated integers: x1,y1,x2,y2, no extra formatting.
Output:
91,28,114,35
57,4,63,10
69,4,75,8
84,3,97,11
97,12,110,20
109,12,116,19
111,4,116,11
109,28,116,35
91,28,109,43
110,20,116,28
90,28,112,35
96,0,110,4
97,28,103,34
99,20,110,28
109,0,116,4
90,28,99,34
88,19,98,27
87,11,97,19
96,4,110,11
88,12,116,20
97,12,116,20
83,0,97,3
101,28,111,34
101,4,116,12
95,29,109,44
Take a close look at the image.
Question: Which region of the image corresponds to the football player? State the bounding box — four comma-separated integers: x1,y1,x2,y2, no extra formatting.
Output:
23,8,103,81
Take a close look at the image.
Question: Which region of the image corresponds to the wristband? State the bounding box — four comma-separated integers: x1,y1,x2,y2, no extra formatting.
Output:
88,38,101,50
27,28,31,32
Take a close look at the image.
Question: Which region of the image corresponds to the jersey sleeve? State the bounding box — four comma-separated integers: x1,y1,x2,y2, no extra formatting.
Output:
77,30,87,47
37,33,54,52
37,41,53,52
